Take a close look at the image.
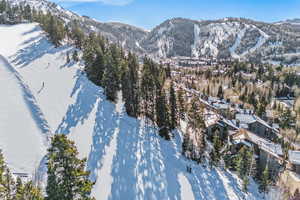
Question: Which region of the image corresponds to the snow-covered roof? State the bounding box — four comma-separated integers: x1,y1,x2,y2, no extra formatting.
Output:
289,151,300,165
204,110,220,128
213,103,230,110
278,99,294,108
235,113,278,133
272,123,280,130
235,114,256,124
220,118,239,130
233,130,283,158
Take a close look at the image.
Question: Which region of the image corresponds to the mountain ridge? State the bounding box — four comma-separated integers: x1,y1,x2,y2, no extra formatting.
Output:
6,0,300,65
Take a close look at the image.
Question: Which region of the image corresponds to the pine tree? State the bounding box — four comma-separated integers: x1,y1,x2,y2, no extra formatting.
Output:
0,150,15,200
210,134,222,166
70,22,85,49
46,135,95,200
217,85,224,99
235,146,252,178
14,177,24,199
66,51,70,64
121,53,140,117
72,50,79,62
169,81,178,130
242,176,249,193
177,88,185,120
156,89,170,140
259,166,270,192
102,50,120,102
24,182,42,199
182,131,189,156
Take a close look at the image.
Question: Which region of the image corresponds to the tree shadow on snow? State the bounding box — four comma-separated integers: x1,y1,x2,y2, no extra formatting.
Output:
55,71,101,134
86,97,118,181
11,36,69,68
0,55,51,139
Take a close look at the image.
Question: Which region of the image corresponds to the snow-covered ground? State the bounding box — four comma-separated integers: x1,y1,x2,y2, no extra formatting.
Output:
0,23,263,200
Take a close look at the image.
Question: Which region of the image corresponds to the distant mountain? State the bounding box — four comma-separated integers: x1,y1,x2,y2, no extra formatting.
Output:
140,17,300,65
7,0,300,65
8,0,148,53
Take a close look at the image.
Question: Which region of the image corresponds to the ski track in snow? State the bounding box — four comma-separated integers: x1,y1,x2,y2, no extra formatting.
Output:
0,23,264,200
178,173,195,200
229,27,247,59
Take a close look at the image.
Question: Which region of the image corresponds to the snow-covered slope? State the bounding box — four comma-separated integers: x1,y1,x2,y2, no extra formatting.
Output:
0,23,263,199
139,18,300,65
6,0,300,64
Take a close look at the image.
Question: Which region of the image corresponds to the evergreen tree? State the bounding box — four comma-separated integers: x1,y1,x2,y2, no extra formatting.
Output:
0,0,7,13
169,81,178,130
0,150,43,200
235,146,253,178
72,50,79,62
70,22,85,49
21,181,43,200
14,177,24,200
0,150,15,200
217,85,224,99
210,133,222,166
46,135,95,200
102,50,120,102
242,176,249,193
121,52,140,117
259,166,270,192
66,51,70,64
155,89,170,140
177,88,185,120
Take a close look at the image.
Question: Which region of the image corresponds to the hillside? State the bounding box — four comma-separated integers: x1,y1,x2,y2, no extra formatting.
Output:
0,22,265,200
140,17,300,65
3,0,300,65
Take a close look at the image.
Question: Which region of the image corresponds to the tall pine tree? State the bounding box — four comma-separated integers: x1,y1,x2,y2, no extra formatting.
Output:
46,135,95,200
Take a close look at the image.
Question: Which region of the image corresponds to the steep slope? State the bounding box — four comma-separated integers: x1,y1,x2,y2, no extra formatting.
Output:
0,54,48,174
0,23,264,199
140,18,300,65
7,0,148,52
6,0,300,65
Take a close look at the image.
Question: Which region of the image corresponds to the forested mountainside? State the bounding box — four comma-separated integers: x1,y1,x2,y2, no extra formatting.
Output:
0,21,263,200
2,0,300,65
0,0,299,199
140,18,300,65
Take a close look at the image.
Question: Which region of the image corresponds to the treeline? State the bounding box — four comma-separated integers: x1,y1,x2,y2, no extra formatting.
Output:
37,9,178,139
0,135,95,200
0,151,44,199
0,0,33,24
81,32,178,139
0,0,179,139
0,0,67,46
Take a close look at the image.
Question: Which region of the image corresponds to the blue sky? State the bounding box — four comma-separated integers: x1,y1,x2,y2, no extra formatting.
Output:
52,0,300,30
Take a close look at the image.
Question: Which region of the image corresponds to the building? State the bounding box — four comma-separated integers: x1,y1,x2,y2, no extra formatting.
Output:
235,113,280,141
288,151,300,174
272,96,295,110
232,129,284,175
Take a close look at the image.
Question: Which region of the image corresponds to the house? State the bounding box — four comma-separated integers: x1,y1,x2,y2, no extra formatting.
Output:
288,151,300,174
232,129,284,175
235,113,280,141
272,96,295,110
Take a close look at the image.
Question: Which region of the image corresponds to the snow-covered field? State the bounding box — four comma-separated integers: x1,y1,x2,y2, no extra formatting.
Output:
0,23,263,200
